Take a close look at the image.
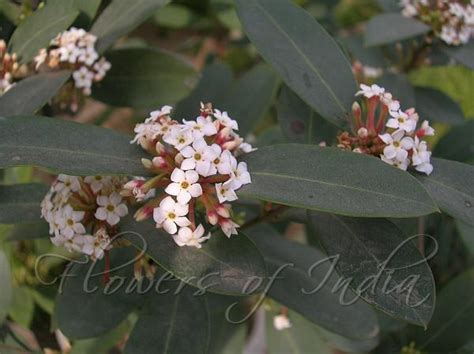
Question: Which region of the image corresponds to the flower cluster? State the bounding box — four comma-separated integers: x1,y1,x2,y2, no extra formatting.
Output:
400,0,474,46
0,40,24,95
337,84,435,175
126,103,255,248
41,175,129,260
34,27,111,95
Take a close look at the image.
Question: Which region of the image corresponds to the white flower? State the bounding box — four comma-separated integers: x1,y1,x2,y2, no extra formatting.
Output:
356,84,384,98
220,218,239,237
173,224,211,248
84,175,112,193
62,234,85,253
183,116,217,138
165,168,203,204
386,110,417,133
95,192,128,226
146,105,173,123
54,174,81,195
420,120,435,136
180,138,215,176
214,109,239,130
73,67,94,89
163,126,193,150
153,196,190,234
380,155,410,171
215,182,238,203
238,142,257,154
379,130,414,161
130,123,162,145
82,232,110,260
208,146,233,175
228,160,251,190
412,137,433,175
273,314,292,331
58,205,85,238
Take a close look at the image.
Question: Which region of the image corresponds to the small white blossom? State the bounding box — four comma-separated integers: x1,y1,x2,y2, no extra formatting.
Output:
95,193,128,226
215,182,238,204
163,126,193,150
58,205,85,239
84,175,112,194
356,84,384,98
214,109,239,130
153,196,190,234
420,120,435,136
273,315,292,331
379,130,414,161
386,110,417,133
54,174,81,195
228,160,251,190
165,168,203,204
173,224,211,248
183,116,217,138
180,138,214,176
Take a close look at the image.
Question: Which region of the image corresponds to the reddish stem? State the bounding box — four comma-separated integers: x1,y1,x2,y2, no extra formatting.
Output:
189,199,196,230
375,105,389,133
103,250,111,285
366,97,378,132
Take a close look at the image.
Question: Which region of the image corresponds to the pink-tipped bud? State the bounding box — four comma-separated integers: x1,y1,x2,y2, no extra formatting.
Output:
319,141,327,147
207,210,218,225
141,158,153,169
357,127,368,138
134,206,154,222
222,139,241,151
352,101,361,119
155,142,166,155
174,153,184,165
216,204,230,218
152,156,168,169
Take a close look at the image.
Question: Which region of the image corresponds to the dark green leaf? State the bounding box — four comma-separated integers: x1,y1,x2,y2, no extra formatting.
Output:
8,0,79,63
0,71,71,117
74,0,102,21
277,85,338,144
443,41,474,70
377,0,401,12
341,35,386,68
248,224,380,341
55,248,142,339
415,158,474,226
174,62,233,119
220,64,279,136
0,116,150,176
239,144,438,217
125,284,210,354
433,121,474,163
308,212,435,327
154,4,196,29
413,268,474,351
92,47,198,108
8,287,35,328
91,0,170,53
235,0,356,126
0,250,12,322
456,220,474,256
365,13,430,47
377,73,415,108
0,183,48,224
7,222,49,241
414,87,464,125
121,214,267,296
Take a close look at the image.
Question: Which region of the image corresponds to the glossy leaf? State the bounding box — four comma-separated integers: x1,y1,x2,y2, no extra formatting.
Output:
121,214,267,296
235,0,356,126
239,144,438,217
377,73,415,108
377,0,401,12
342,34,386,68
0,116,150,176
0,183,48,224
413,268,474,351
92,48,198,108
277,85,338,144
55,248,142,339
443,41,474,70
154,4,196,29
74,0,102,21
7,222,49,241
433,121,474,163
8,286,35,328
0,71,71,117
0,250,12,322
125,284,210,354
365,13,430,47
414,87,464,125
456,220,474,256
248,224,380,341
308,212,435,327
415,158,474,226
8,0,79,63
174,62,233,119
91,0,170,53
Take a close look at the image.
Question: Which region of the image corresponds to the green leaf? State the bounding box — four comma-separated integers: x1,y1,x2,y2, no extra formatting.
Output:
92,47,198,108
220,63,279,136
277,85,338,144
365,13,430,47
0,116,150,176
235,0,356,126
433,121,474,163
8,0,79,64
415,158,474,226
377,0,401,12
7,222,49,241
341,34,386,68
0,183,48,224
91,0,170,53
413,268,474,351
443,41,474,70
414,87,465,126
0,250,12,322
239,144,438,218
121,214,267,296
0,71,71,117
308,212,435,327
377,73,415,108
174,62,233,119
8,286,35,328
248,224,380,341
154,4,196,29
456,220,474,256
74,0,102,21
55,248,142,339
125,284,210,354
210,0,241,31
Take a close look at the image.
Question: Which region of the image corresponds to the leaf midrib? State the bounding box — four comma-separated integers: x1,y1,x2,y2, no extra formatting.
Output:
162,293,180,354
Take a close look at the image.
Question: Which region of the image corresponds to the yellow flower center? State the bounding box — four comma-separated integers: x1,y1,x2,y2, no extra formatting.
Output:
181,181,189,189
194,153,202,161
168,212,176,219
107,204,115,212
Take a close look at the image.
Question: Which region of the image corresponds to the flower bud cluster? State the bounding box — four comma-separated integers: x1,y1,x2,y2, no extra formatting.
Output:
401,0,473,46
34,27,111,95
0,40,24,95
41,175,129,260
127,103,255,248
337,84,435,175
